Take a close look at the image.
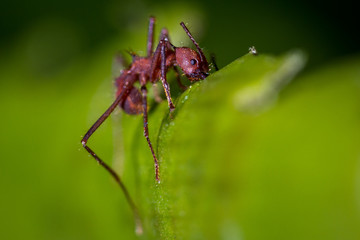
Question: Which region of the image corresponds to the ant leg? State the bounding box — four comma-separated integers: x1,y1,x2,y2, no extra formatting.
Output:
140,84,160,182
173,66,187,90
149,39,175,111
160,28,176,50
160,40,175,111
159,30,185,92
147,17,155,57
160,28,169,39
81,85,143,235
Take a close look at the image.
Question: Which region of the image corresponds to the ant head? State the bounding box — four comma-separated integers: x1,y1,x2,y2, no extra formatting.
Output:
176,22,209,81
175,47,209,80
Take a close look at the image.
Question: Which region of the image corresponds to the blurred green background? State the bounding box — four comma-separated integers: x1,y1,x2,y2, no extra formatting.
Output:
0,0,359,239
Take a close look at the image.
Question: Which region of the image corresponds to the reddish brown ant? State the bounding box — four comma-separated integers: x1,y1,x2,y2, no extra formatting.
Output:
81,17,211,233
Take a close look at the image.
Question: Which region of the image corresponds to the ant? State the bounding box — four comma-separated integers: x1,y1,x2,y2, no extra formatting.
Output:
81,17,211,233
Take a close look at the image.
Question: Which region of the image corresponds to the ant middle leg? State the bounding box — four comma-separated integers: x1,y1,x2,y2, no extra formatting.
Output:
160,28,176,50
140,84,160,182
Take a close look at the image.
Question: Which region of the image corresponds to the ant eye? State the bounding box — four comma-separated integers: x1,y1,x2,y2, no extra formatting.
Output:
190,59,197,65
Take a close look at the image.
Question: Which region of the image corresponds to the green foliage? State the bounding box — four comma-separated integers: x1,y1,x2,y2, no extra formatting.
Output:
120,52,360,239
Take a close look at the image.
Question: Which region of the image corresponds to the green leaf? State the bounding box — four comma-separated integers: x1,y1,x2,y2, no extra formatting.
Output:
122,51,307,238
121,51,360,239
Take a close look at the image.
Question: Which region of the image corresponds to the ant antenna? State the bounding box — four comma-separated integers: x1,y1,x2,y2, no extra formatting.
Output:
180,22,208,65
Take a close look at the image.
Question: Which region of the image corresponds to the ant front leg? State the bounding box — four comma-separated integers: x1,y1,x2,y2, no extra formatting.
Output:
150,38,175,112
160,39,175,111
140,82,160,182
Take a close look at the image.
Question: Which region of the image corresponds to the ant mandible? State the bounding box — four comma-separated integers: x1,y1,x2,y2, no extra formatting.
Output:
81,17,210,230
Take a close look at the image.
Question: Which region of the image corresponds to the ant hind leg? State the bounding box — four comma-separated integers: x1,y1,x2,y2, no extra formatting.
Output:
81,86,143,234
